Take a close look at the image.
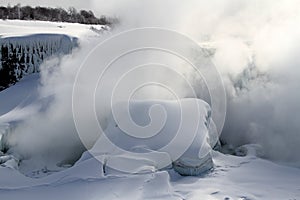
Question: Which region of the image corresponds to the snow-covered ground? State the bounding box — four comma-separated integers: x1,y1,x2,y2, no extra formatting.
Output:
0,64,299,200
0,20,300,200
0,20,107,39
1,138,300,200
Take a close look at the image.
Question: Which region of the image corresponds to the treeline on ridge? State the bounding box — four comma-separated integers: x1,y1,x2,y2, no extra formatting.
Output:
0,4,113,25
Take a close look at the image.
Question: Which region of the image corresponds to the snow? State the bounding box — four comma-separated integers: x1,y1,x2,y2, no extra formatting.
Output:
0,20,109,90
89,99,216,175
0,75,217,176
0,74,39,117
0,20,107,39
0,20,300,200
0,149,299,200
0,70,300,200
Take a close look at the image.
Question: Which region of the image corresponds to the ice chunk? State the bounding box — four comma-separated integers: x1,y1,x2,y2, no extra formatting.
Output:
0,155,19,169
173,154,213,176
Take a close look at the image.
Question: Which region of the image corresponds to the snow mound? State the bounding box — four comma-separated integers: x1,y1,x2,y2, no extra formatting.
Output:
89,99,218,176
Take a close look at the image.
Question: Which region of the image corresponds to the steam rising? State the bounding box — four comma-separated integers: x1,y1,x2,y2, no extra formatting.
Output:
5,0,300,167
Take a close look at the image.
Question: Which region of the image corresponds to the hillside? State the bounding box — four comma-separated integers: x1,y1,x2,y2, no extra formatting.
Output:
0,20,108,90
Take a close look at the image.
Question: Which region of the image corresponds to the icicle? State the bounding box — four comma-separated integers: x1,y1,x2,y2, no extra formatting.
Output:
0,34,78,90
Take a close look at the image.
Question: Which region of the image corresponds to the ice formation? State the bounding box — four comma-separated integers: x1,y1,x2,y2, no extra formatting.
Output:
0,34,78,90
90,99,218,176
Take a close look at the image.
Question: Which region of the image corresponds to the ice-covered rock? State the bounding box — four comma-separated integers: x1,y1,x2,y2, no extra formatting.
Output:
172,154,213,176
0,34,78,90
0,123,20,170
90,98,218,176
0,123,10,152
0,154,19,169
234,144,265,157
